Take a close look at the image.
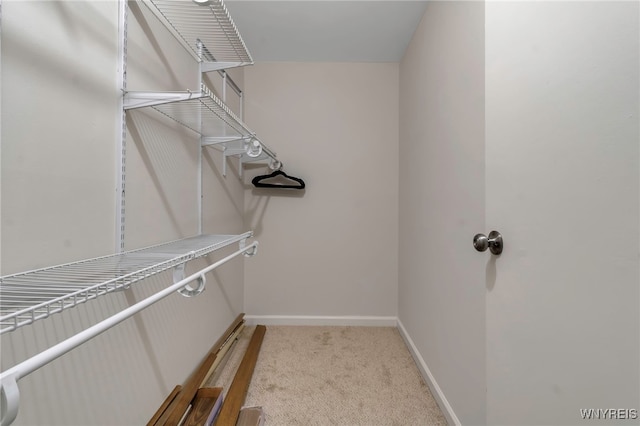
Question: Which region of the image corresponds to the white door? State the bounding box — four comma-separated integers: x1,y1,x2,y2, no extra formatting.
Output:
485,2,639,424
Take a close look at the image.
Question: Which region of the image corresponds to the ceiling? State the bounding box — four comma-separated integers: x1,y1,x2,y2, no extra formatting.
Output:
224,1,430,62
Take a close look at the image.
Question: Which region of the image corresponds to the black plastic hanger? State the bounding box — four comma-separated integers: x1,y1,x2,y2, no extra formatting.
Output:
251,169,306,189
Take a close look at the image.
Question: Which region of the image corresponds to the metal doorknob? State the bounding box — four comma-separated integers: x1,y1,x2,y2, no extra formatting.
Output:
473,231,503,255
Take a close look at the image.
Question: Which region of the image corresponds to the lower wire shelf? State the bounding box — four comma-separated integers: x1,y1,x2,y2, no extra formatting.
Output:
0,232,253,335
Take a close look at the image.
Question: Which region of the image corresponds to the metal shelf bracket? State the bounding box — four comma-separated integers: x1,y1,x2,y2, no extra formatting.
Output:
1,376,19,426
240,237,258,257
123,91,198,110
173,263,206,297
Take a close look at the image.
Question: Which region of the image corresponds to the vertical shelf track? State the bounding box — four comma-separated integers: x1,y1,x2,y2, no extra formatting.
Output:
116,0,128,253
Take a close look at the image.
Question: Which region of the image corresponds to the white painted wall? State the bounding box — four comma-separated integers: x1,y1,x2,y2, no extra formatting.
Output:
242,62,399,321
1,1,118,273
398,2,486,425
1,2,246,424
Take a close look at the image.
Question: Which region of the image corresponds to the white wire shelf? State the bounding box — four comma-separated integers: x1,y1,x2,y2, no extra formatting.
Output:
124,84,277,167
124,84,249,136
145,0,253,71
0,232,253,335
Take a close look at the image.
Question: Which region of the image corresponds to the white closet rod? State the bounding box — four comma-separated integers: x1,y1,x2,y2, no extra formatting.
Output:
0,241,258,426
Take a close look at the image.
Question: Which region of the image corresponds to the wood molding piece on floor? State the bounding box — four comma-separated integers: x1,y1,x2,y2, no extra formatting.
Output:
151,313,245,426
200,324,245,388
396,319,461,426
148,385,182,426
244,315,398,327
215,325,267,426
182,387,223,426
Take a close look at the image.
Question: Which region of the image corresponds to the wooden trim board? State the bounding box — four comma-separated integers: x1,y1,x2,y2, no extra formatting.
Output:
182,387,223,426
215,325,266,426
150,313,245,426
148,385,182,426
200,324,245,388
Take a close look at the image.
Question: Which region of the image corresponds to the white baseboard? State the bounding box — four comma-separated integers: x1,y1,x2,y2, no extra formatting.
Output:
397,319,461,426
244,315,398,327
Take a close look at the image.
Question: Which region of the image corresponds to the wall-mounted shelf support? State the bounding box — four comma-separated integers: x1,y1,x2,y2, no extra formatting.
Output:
239,238,258,257
116,0,128,253
173,263,206,297
123,91,200,110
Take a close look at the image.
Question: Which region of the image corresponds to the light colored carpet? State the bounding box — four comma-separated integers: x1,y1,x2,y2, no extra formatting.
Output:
207,325,447,426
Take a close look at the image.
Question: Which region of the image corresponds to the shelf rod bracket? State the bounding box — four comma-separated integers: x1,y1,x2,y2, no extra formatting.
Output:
173,263,206,297
1,375,19,426
240,238,257,257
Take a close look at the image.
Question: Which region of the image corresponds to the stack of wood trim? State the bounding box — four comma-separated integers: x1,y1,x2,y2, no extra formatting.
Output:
148,313,266,426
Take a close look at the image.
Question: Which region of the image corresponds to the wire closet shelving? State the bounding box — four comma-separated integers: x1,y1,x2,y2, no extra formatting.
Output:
124,83,278,170
126,0,280,174
0,238,259,426
1,0,277,423
0,232,253,335
147,0,254,71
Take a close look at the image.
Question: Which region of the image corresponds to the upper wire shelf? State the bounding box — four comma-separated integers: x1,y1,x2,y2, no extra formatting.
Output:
145,0,253,71
124,84,277,166
0,232,252,335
